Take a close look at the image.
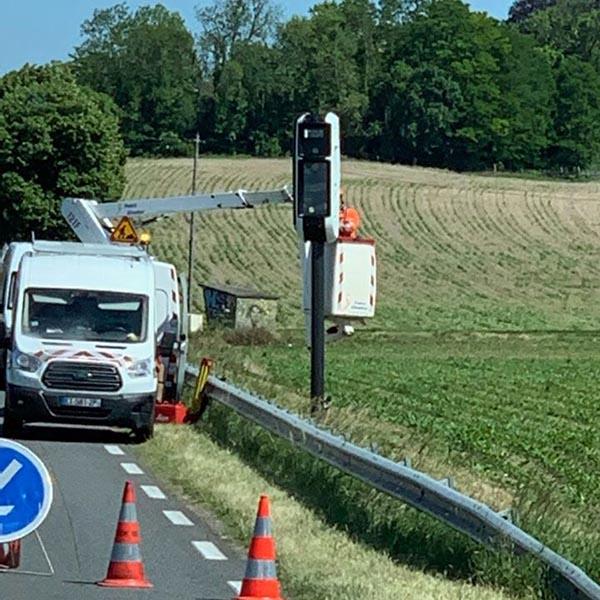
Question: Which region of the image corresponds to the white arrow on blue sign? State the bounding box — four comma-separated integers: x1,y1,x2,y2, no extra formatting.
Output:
0,439,53,543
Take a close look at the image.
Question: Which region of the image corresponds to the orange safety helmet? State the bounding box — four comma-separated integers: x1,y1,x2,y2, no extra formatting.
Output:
339,206,361,239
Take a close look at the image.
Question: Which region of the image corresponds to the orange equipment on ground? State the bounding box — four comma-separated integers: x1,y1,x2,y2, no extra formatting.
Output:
234,495,284,600
155,356,214,425
155,401,188,425
98,481,153,589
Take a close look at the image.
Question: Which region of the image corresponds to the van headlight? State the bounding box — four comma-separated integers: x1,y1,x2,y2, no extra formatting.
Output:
13,350,42,373
128,358,152,378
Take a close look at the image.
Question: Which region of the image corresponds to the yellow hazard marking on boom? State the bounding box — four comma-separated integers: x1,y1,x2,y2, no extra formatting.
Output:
111,216,139,243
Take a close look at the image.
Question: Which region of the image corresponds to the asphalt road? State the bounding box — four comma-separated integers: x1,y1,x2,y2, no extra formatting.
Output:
0,392,247,600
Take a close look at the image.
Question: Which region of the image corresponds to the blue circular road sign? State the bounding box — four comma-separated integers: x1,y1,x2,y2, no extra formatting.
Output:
0,439,53,543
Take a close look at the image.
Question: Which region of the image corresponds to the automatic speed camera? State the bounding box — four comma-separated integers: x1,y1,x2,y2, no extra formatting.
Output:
293,112,340,243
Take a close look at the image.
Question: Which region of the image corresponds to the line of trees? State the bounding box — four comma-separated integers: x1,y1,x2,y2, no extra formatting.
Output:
69,0,600,172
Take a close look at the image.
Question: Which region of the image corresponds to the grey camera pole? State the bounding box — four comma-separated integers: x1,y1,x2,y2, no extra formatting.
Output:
187,133,200,313
310,240,326,414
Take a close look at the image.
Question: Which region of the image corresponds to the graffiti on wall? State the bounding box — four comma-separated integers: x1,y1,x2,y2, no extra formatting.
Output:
203,288,236,325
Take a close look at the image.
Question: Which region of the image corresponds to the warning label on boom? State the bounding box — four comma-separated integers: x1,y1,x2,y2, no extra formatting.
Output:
110,217,139,243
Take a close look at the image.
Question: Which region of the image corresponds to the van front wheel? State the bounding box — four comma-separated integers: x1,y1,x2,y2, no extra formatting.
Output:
133,420,154,443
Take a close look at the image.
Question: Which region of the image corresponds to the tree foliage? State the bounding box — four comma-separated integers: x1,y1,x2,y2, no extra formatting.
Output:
495,28,555,170
196,0,282,73
372,0,513,169
62,0,600,173
507,0,557,23
277,0,378,152
0,64,125,244
192,0,599,171
73,3,199,155
517,0,600,68
547,56,600,168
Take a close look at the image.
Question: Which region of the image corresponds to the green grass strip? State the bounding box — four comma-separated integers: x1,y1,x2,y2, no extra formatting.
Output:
139,424,522,600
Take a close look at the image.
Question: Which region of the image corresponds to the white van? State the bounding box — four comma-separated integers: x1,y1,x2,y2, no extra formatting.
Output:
3,243,158,439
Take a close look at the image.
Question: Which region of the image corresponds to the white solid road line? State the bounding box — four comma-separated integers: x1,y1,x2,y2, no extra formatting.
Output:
120,462,144,475
141,485,166,499
104,444,125,455
163,510,194,526
191,541,228,560
228,581,242,594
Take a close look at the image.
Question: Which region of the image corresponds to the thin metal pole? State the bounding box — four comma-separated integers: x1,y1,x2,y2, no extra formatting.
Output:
310,240,325,414
187,133,200,312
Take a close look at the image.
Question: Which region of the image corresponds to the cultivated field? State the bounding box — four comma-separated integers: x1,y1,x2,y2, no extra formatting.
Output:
127,158,600,595
126,157,600,330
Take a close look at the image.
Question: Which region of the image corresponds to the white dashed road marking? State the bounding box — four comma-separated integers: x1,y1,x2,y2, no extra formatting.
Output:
107,453,239,585
102,446,240,586
192,541,228,560
228,581,242,594
141,485,166,499
163,510,194,526
120,462,144,475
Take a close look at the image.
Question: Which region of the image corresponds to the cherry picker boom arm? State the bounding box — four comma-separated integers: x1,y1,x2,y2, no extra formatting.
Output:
62,187,293,244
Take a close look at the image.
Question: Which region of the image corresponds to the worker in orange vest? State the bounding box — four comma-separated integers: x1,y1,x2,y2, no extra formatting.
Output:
339,202,361,240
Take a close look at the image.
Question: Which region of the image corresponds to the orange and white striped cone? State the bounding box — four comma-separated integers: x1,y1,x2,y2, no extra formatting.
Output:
97,481,152,588
0,540,20,569
235,495,284,600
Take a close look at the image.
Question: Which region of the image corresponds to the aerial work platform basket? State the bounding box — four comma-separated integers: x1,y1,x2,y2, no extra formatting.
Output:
302,237,376,320
300,205,377,343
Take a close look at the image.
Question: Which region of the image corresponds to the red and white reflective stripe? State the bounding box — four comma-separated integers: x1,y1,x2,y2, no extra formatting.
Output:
37,349,134,366
71,350,94,359
48,349,69,358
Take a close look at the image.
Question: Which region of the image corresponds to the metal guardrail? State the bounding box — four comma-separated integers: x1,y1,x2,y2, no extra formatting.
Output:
185,366,600,600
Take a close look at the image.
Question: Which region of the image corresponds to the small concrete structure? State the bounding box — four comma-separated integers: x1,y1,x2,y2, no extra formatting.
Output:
201,283,279,329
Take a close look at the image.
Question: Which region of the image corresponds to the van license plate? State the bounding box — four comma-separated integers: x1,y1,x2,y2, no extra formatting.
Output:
59,397,102,408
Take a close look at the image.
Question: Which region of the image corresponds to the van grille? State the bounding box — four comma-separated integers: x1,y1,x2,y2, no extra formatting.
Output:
42,362,122,392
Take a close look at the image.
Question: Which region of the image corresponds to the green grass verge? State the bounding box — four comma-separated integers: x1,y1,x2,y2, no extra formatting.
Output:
184,328,600,597
138,425,518,600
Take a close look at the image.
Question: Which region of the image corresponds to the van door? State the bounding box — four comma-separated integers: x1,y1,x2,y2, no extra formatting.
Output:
155,288,171,353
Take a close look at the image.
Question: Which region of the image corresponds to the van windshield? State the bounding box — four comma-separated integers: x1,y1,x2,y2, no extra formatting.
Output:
23,289,147,343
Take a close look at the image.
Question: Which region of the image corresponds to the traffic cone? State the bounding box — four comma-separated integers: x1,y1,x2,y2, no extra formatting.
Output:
0,540,20,569
235,495,284,600
97,481,152,588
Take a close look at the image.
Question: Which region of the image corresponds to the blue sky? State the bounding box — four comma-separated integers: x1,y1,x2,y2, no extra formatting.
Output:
0,0,513,75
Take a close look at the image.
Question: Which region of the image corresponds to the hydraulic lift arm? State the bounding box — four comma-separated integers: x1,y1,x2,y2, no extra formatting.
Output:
62,187,293,243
